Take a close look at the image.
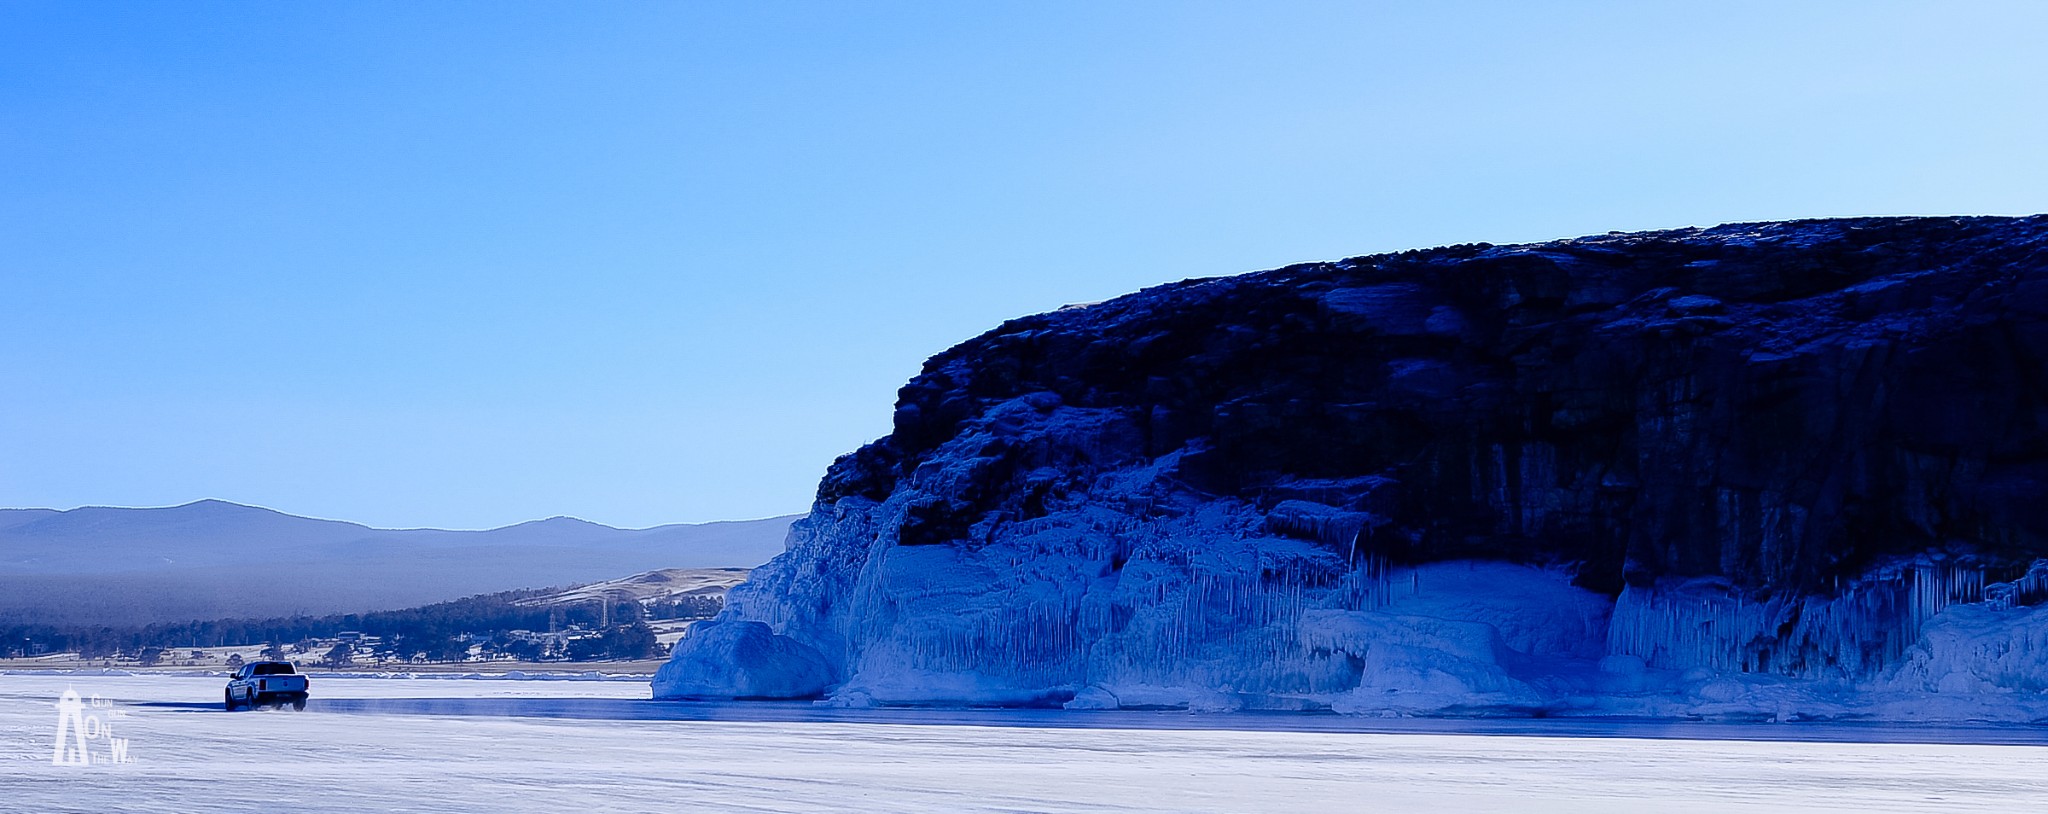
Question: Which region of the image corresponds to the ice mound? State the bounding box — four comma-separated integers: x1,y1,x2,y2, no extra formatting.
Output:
652,621,833,700
1884,603,2048,695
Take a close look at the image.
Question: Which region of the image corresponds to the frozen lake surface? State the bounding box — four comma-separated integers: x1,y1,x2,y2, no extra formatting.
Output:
7,674,2048,812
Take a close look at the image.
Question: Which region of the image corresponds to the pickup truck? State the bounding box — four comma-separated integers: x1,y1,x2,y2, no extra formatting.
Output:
225,661,310,711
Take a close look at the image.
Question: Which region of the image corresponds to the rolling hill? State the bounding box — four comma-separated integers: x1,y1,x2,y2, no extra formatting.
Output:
0,500,796,625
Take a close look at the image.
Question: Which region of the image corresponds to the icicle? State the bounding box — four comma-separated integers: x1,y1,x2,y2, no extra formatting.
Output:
1605,561,2001,680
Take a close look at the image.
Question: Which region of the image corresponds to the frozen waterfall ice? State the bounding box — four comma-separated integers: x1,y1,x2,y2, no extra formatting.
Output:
657,465,2048,720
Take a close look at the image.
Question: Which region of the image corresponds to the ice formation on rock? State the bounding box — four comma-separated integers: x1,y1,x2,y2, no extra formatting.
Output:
657,216,2048,720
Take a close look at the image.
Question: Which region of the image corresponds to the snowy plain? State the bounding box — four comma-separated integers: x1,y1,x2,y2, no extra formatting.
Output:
7,675,2048,812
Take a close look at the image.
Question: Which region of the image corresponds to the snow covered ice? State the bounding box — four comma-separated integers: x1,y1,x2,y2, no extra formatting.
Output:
9,674,2048,813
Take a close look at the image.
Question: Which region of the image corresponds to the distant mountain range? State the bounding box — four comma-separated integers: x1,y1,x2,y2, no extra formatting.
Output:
0,500,796,625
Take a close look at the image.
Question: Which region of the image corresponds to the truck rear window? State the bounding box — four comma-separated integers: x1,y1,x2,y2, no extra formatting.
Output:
252,663,296,675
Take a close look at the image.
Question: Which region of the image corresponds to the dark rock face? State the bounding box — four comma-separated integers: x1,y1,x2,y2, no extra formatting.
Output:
656,215,2048,711
832,216,2048,595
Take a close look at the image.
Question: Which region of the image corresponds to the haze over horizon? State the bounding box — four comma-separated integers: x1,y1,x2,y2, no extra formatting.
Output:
1,496,797,531
6,2,2046,529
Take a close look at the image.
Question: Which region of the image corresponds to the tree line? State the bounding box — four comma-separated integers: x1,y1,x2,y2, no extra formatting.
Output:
1,586,719,662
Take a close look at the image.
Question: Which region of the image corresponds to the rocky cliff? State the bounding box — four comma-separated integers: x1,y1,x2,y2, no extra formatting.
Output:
658,216,2048,719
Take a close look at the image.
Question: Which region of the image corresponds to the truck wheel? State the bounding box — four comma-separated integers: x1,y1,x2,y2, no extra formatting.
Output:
291,699,306,711
225,690,238,711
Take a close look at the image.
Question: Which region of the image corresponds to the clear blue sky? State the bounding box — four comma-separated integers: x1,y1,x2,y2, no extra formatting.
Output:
4,2,2045,529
